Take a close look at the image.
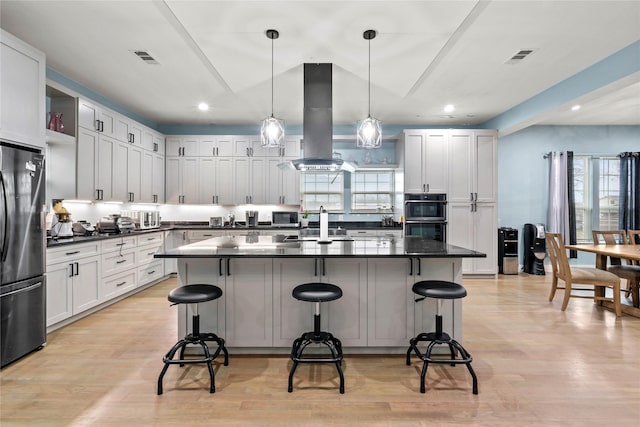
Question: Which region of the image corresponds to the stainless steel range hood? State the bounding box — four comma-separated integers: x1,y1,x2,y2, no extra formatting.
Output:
290,63,355,172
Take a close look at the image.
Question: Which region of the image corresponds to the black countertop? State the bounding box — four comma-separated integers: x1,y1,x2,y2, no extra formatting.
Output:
46,222,402,248
153,235,486,259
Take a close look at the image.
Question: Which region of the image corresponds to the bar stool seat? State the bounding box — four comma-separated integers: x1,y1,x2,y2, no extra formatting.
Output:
406,280,478,394
157,284,229,395
288,282,345,394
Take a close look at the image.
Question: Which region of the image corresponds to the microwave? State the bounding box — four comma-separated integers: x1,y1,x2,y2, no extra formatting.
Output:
123,210,161,229
271,211,299,227
404,193,447,221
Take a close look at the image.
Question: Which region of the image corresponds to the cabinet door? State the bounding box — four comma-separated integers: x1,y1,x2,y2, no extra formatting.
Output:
266,158,282,204
225,259,273,347
249,157,267,204
96,136,114,201
112,141,129,202
473,203,498,274
165,138,182,156
448,131,474,203
99,108,117,138
165,157,181,204
199,137,217,157
404,132,425,193
127,145,143,202
199,157,216,204
130,123,143,147
273,259,316,346
46,262,73,326
215,157,234,204
232,137,252,157
475,132,497,202
140,151,154,203
281,159,300,205
367,258,414,346
78,98,99,131
115,115,130,143
323,259,368,346
152,153,165,203
233,157,251,204
72,255,101,314
216,136,234,157
0,31,46,148
77,128,98,200
181,157,199,204
282,136,301,158
448,203,474,274
423,131,448,193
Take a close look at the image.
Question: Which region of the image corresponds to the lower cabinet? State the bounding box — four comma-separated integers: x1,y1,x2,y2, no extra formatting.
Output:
46,254,101,326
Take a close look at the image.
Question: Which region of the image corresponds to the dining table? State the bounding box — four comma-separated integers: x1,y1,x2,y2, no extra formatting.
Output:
566,243,640,317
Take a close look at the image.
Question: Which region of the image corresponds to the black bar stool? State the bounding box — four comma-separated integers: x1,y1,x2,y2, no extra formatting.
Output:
157,284,229,395
406,280,478,394
288,282,345,394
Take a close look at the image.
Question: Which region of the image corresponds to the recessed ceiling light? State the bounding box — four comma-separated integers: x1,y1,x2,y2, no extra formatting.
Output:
198,103,209,111
571,105,581,111
443,104,455,113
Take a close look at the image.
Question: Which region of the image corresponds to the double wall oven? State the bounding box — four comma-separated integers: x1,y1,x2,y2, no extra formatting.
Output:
404,193,447,242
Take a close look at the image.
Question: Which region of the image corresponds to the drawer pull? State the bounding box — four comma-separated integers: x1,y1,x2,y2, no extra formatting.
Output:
147,237,155,240
116,259,127,264
116,243,126,247
147,270,156,275
116,281,126,287
65,250,80,256
147,252,155,255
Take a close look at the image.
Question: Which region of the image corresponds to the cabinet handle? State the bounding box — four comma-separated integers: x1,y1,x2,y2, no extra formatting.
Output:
246,147,249,156
153,142,158,152
95,120,100,132
213,196,216,204
409,258,413,276
474,192,478,201
65,250,80,256
69,263,74,278
147,270,156,275
314,258,318,276
153,194,158,203
219,258,223,276
75,262,79,276
215,196,219,204
183,231,186,240
116,281,126,287
147,252,155,255
470,192,474,202
116,243,126,246
116,259,127,264
416,258,421,276
322,258,326,276
226,258,231,276
216,147,219,156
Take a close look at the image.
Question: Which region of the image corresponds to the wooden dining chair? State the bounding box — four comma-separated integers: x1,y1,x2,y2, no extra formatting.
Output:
546,232,622,316
592,229,640,306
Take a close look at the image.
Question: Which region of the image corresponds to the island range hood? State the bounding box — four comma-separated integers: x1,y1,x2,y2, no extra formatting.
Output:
290,63,355,172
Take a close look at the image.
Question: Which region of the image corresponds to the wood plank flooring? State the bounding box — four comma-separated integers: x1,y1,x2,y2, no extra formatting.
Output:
1,273,639,426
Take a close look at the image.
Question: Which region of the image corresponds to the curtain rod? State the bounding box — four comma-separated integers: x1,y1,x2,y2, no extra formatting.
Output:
543,152,616,159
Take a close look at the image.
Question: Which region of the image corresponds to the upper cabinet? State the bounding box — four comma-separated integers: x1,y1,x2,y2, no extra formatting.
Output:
448,130,497,203
78,98,116,138
0,30,46,149
402,130,448,194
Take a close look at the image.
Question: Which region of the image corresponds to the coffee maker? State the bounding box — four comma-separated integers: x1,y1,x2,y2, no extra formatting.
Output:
245,210,258,227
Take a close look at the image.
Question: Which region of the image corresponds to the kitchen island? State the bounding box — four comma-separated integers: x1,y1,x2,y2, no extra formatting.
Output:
154,235,485,353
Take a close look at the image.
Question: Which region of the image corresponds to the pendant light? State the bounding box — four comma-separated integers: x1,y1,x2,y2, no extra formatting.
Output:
357,29,382,149
261,29,285,147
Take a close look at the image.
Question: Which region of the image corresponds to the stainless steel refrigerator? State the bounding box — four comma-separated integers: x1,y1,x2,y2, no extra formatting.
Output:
0,140,46,367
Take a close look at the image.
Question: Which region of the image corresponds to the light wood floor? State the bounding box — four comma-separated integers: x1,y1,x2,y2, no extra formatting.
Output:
1,273,639,426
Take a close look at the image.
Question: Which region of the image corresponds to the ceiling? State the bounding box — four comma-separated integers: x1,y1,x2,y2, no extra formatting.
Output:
1,1,639,133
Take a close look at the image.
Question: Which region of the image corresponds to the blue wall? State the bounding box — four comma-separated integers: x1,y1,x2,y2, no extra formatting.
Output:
497,125,640,265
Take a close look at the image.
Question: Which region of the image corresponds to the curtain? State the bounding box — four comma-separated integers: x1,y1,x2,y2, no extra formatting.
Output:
619,152,640,230
548,151,577,257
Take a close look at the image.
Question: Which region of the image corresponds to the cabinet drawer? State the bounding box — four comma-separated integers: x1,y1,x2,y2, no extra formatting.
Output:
137,243,163,265
103,270,137,300
136,232,163,247
47,242,100,265
101,236,137,253
187,230,225,242
101,250,136,277
138,260,164,287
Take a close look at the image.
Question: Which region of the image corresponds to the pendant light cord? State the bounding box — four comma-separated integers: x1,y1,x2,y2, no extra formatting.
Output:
271,35,274,118
368,36,371,118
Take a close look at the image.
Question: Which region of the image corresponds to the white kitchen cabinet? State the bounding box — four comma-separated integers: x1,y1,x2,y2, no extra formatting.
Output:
165,156,199,204
403,130,448,194
78,98,116,138
141,151,154,203
225,258,273,347
152,153,165,204
76,127,99,200
272,258,367,347
102,269,137,300
448,130,497,203
0,30,46,149
266,157,300,204
448,202,497,275
76,130,125,202
199,136,234,157
127,144,143,202
115,114,142,145
198,157,234,205
233,156,267,204
136,232,165,287
111,141,129,202
165,136,198,157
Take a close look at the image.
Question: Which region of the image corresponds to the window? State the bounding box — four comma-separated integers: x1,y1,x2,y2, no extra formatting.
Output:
351,170,394,212
573,155,620,241
300,172,344,212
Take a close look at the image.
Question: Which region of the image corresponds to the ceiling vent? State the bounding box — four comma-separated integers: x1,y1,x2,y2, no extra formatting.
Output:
505,49,536,65
132,50,159,65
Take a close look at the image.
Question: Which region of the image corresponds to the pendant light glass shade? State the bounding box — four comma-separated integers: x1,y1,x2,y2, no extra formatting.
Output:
357,29,381,149
261,29,285,148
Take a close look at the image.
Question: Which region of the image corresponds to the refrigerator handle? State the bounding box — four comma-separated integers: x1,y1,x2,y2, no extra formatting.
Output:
0,171,8,262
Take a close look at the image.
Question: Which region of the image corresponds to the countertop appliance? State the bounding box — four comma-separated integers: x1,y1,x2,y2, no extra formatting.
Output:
271,211,299,227
72,220,96,236
404,193,447,242
209,217,223,227
1,141,47,367
96,214,136,234
245,210,258,227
